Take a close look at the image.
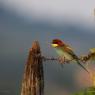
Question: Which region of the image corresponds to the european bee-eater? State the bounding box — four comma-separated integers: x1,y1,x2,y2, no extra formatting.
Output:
51,39,89,73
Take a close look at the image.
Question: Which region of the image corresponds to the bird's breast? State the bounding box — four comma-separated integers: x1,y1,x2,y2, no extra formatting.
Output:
55,48,73,60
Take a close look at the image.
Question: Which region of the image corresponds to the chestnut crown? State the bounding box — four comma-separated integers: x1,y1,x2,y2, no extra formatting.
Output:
52,39,65,47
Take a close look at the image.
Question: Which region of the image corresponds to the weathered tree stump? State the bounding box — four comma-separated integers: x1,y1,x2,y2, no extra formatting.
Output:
21,41,44,95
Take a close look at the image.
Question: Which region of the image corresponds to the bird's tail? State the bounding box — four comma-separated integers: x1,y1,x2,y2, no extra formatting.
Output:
76,60,89,73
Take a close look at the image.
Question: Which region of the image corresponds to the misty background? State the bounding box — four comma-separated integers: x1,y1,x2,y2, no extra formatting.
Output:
0,0,95,95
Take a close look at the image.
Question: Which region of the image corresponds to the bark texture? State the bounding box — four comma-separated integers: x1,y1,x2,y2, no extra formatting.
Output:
21,41,44,95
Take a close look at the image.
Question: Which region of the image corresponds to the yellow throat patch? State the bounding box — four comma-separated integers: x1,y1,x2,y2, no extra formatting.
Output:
51,44,58,47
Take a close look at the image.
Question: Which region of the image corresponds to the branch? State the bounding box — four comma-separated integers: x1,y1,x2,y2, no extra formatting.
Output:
34,53,95,64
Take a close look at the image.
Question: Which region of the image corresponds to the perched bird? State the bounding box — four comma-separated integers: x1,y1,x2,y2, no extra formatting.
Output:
51,39,89,73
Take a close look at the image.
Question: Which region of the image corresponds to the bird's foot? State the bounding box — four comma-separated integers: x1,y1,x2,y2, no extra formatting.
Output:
58,57,66,64
58,57,71,64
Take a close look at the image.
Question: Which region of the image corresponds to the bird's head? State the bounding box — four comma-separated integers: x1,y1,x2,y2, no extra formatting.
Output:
51,39,65,48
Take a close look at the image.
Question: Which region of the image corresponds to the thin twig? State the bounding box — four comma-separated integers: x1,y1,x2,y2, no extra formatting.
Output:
41,56,58,61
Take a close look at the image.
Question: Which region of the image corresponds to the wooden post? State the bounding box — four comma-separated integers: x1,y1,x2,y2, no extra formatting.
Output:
21,41,44,95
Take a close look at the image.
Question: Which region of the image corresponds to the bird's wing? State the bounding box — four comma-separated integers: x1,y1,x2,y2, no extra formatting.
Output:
66,45,73,51
64,46,78,59
64,47,89,73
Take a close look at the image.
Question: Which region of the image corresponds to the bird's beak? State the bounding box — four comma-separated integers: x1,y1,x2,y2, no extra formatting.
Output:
51,43,58,47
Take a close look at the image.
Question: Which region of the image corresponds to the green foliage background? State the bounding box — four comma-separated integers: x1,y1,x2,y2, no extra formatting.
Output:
73,87,95,95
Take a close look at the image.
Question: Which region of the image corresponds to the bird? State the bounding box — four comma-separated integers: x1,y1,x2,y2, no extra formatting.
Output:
51,39,89,73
